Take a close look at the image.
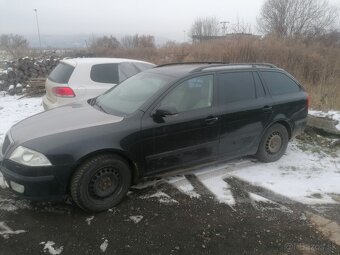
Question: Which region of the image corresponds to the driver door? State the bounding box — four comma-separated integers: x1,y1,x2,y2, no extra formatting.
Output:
140,74,220,175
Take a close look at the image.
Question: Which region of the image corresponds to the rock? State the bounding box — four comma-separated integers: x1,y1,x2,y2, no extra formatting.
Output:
307,115,340,136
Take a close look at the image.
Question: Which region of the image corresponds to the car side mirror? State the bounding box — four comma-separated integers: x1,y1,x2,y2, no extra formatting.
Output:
154,106,178,117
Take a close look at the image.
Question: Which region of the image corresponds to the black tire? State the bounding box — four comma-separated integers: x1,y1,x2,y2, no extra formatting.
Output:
70,154,131,212
256,123,289,163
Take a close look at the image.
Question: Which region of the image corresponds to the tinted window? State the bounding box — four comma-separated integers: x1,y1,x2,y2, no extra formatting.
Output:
90,63,119,84
253,72,266,98
218,72,255,104
160,75,213,113
48,63,74,84
261,71,300,96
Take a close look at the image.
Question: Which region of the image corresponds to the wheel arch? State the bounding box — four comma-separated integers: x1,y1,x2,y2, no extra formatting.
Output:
70,149,140,189
260,119,293,144
275,120,293,139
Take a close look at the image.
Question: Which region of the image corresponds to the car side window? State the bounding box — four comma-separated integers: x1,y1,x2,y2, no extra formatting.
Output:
218,71,256,104
160,75,214,113
90,63,119,84
260,71,300,96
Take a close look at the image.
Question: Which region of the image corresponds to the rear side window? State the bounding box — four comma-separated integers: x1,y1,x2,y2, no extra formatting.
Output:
48,63,74,84
90,63,119,84
218,72,255,104
260,71,300,96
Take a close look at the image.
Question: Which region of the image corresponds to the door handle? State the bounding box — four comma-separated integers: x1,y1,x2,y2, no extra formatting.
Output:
205,116,219,124
262,106,273,111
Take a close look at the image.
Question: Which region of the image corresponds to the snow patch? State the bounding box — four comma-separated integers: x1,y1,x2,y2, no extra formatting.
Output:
86,216,94,225
0,196,30,211
249,193,293,214
0,222,26,239
40,241,64,255
141,191,179,204
231,142,340,205
129,215,143,223
167,177,200,198
100,239,108,252
199,175,235,207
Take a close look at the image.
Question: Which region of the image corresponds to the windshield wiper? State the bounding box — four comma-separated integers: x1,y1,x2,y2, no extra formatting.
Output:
92,99,107,113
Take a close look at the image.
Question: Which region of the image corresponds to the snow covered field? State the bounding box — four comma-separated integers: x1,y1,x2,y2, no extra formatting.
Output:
0,95,339,208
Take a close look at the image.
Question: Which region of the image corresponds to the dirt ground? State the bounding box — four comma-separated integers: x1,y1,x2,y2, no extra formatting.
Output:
0,173,339,255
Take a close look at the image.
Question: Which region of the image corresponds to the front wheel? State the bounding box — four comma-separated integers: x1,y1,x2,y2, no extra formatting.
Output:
70,154,131,212
256,123,289,163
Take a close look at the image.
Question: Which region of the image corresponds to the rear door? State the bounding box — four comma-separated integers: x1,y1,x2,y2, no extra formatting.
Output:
218,71,273,157
140,74,220,174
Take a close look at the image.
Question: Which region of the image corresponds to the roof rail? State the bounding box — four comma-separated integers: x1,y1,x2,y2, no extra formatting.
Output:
154,62,226,68
190,62,277,73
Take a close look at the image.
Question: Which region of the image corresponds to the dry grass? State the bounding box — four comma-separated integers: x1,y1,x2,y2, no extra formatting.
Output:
91,36,340,110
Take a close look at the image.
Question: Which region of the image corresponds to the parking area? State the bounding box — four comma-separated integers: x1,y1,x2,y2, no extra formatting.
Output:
0,96,340,255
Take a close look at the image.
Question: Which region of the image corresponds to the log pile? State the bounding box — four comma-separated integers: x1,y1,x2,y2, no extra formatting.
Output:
0,56,60,94
24,78,47,97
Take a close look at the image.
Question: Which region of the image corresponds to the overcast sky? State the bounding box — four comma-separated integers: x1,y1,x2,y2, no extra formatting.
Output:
0,0,339,42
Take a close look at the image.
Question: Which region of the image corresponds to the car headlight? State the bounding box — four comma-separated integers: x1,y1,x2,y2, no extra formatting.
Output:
9,146,52,166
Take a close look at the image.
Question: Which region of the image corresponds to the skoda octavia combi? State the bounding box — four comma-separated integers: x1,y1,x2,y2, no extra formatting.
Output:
0,63,308,212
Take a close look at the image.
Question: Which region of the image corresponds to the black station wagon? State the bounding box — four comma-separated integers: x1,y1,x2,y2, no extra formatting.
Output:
0,63,309,212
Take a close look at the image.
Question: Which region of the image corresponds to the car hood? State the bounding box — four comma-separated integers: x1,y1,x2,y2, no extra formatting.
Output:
10,101,124,145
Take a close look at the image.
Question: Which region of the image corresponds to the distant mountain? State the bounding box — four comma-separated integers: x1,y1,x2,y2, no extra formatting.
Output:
24,34,172,49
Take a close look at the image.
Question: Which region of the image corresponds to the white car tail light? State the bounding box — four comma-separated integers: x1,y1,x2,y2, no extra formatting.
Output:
52,87,76,97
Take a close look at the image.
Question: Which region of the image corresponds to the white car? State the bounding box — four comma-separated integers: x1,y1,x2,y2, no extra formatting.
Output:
42,58,155,110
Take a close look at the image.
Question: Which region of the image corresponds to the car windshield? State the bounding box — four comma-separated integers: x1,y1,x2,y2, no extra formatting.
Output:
94,72,173,115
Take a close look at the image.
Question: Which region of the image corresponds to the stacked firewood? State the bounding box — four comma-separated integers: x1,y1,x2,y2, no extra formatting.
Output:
0,56,60,94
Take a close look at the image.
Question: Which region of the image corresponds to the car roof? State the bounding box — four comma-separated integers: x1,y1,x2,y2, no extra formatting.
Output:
149,63,280,78
61,58,154,67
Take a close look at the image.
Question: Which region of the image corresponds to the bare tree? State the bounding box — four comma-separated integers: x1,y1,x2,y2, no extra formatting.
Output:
189,16,220,41
120,34,155,48
0,34,29,58
258,0,338,38
90,36,121,50
120,34,138,48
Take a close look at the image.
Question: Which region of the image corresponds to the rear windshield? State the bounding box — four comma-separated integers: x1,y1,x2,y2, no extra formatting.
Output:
48,62,75,84
90,63,119,84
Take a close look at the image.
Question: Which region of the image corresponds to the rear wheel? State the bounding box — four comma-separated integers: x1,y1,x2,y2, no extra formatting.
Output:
70,154,131,212
256,123,289,163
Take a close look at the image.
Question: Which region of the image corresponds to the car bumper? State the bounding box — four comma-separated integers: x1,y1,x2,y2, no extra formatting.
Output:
0,159,73,201
42,94,77,111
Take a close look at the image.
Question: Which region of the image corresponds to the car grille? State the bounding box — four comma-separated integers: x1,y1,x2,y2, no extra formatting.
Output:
1,134,11,156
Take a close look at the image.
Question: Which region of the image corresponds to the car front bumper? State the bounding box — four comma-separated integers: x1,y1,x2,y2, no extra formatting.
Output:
0,159,73,201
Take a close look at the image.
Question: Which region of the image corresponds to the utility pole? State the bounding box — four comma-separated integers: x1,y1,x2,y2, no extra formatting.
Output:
33,9,42,49
220,21,230,36
183,30,186,42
